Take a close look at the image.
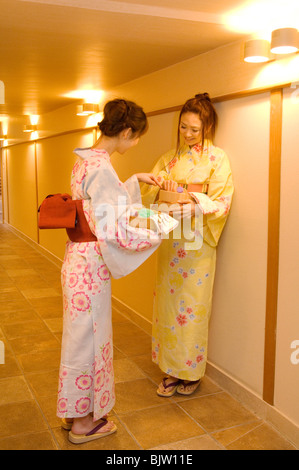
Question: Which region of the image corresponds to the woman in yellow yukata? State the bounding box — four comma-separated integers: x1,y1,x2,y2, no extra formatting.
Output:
141,93,234,397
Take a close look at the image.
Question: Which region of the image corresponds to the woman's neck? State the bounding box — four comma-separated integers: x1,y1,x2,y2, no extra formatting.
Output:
91,135,118,156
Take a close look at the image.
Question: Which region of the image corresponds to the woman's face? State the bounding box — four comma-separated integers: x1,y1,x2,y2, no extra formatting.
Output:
179,112,203,147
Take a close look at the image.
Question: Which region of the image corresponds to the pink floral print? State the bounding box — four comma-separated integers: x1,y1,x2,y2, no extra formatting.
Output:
57,148,161,421
75,375,93,391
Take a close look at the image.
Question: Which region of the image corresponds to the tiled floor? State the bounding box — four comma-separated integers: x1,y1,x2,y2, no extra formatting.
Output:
0,223,297,450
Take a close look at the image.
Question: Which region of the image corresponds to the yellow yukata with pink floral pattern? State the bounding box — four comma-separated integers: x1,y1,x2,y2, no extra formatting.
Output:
141,141,234,381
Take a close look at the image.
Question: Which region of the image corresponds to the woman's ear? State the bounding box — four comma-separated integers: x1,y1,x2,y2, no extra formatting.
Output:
122,128,132,140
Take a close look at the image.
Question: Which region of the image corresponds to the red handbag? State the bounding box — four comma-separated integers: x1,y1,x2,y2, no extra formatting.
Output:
38,194,97,243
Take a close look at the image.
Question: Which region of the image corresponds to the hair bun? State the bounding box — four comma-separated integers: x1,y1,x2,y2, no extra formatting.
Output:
195,92,211,102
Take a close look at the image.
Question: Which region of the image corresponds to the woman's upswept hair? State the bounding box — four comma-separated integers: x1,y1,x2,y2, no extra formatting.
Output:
176,92,218,154
98,99,148,138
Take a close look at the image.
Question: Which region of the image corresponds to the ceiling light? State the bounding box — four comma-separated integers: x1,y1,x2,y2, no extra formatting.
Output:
271,28,298,54
77,103,100,116
244,39,271,63
23,124,38,133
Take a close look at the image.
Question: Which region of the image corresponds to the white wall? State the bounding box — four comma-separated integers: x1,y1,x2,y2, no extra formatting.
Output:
208,93,270,396
275,87,299,426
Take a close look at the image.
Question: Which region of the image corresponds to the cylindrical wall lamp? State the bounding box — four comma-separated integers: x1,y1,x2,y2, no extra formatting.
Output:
23,124,38,133
77,103,100,116
244,39,271,63
271,28,298,54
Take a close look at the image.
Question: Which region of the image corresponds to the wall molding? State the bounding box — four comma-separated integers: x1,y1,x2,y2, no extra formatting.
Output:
263,89,283,405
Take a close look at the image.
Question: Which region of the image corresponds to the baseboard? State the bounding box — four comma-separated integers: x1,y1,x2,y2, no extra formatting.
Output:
4,223,63,268
111,296,152,335
206,362,299,448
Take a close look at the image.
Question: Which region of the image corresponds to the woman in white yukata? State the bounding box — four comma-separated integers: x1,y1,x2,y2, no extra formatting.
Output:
57,99,163,444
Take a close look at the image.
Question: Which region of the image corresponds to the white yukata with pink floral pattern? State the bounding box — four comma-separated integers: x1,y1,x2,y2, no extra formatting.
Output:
57,147,161,421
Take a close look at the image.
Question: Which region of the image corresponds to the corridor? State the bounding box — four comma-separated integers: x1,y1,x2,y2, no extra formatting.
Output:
0,223,296,450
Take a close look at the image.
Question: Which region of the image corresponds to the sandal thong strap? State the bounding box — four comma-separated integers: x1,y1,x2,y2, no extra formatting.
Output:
162,377,180,389
86,419,108,437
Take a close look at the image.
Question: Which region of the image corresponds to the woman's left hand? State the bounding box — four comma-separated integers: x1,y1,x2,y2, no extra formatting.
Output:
135,173,162,187
170,201,196,220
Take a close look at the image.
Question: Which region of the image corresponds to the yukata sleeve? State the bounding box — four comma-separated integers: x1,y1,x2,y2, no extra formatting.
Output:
191,151,234,247
140,150,174,207
84,166,161,279
204,151,234,246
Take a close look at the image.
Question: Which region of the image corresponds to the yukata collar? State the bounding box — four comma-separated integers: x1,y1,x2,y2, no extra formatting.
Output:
73,147,110,160
179,139,211,156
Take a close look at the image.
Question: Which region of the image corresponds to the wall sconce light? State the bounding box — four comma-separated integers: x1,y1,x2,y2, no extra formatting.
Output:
23,124,38,133
244,39,271,63
0,122,7,140
271,28,299,55
77,103,100,116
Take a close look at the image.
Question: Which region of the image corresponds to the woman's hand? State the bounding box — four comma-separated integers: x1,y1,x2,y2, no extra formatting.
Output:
170,201,196,220
162,179,178,192
135,173,162,187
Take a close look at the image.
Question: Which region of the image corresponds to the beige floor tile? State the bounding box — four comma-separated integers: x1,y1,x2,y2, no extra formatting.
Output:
212,421,263,447
0,353,22,379
180,392,259,433
114,378,165,414
0,376,33,405
0,431,59,450
0,401,48,439
20,288,61,299
2,319,50,340
43,317,63,334
113,321,148,341
151,434,223,450
5,269,38,277
226,423,297,450
113,346,126,360
114,332,152,357
17,349,61,373
29,296,63,319
0,276,14,288
37,394,62,428
0,288,25,303
112,308,130,323
11,276,51,290
52,416,141,450
114,358,146,383
0,299,32,313
131,354,164,385
9,332,60,355
25,370,60,398
0,308,41,325
120,404,205,449
1,259,30,270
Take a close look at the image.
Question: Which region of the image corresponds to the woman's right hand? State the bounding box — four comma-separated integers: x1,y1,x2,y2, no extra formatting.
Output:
162,179,178,192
